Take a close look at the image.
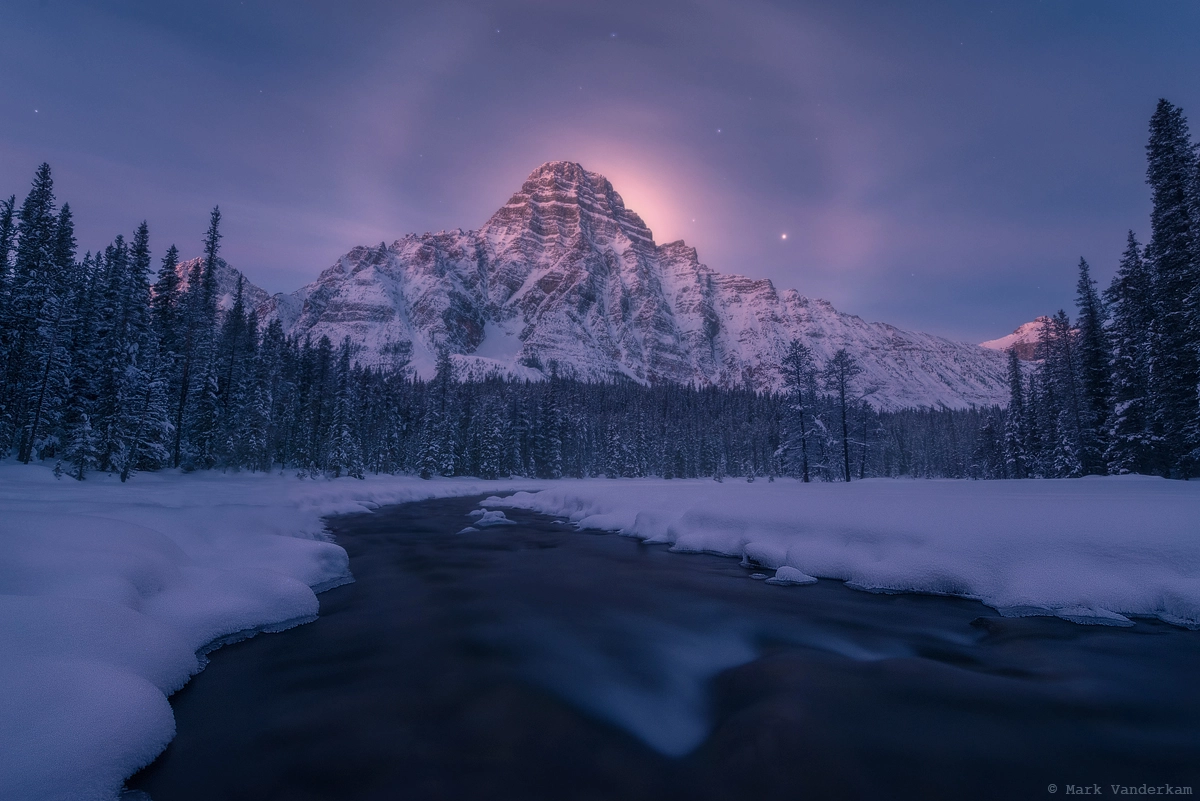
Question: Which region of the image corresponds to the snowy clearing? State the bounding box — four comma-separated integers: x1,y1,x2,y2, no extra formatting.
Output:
0,464,543,801
487,476,1200,629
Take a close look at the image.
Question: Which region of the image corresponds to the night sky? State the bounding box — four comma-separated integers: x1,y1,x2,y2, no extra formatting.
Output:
4,0,1199,343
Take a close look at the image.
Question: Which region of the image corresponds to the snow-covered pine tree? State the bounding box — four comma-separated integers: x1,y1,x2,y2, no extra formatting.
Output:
779,338,816,481
1073,258,1112,474
121,350,174,481
531,371,564,479
186,363,221,470
59,411,99,481
1003,348,1028,478
152,245,181,353
1143,99,1200,476
170,207,223,468
326,337,364,479
971,410,1006,479
1038,311,1084,477
1104,233,1155,474
823,348,863,482
115,221,159,480
92,236,136,474
19,204,76,463
0,194,16,387
472,393,507,479
3,165,60,458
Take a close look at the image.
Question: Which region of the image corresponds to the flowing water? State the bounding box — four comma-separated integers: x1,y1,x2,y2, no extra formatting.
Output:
129,495,1200,800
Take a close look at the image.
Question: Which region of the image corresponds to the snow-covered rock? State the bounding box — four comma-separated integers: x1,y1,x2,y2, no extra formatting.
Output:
765,566,819,586
980,317,1048,361
229,162,1013,410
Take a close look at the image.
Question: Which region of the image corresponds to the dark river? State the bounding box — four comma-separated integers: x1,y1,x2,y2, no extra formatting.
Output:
129,495,1200,801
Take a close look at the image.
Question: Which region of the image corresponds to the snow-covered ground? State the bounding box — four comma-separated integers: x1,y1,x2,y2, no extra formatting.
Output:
0,464,543,801
488,476,1200,629
3,468,1198,800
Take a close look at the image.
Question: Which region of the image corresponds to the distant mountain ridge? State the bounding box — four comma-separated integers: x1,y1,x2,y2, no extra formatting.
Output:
194,161,1012,411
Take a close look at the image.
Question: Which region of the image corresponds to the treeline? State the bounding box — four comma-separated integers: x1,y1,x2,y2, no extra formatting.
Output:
997,99,1200,480
0,162,997,482
1,99,1196,482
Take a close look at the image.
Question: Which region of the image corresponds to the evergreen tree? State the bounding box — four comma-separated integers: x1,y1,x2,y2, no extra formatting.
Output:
3,165,59,457
779,339,816,481
171,207,222,467
1104,232,1155,473
1003,348,1028,478
1144,99,1200,475
20,203,76,462
326,338,364,478
152,244,181,349
823,349,863,482
1073,258,1112,474
0,194,15,302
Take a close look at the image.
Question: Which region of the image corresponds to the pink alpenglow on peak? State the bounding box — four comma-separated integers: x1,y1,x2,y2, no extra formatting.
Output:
980,317,1050,361
225,162,1011,410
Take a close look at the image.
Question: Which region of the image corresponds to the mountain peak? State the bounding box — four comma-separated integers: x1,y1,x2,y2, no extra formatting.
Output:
525,160,597,183
481,161,654,247
980,316,1049,361
246,160,1011,410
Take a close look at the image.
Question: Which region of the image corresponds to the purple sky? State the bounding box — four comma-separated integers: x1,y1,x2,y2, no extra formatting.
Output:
4,0,1199,342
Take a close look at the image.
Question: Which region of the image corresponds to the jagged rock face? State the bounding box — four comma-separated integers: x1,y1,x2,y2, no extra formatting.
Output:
235,161,1011,410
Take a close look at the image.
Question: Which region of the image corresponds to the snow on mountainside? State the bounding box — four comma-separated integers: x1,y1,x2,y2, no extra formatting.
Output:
174,256,272,313
980,317,1048,361
221,161,1011,410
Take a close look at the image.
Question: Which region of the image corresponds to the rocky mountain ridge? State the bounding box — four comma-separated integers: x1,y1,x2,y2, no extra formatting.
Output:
195,161,1013,410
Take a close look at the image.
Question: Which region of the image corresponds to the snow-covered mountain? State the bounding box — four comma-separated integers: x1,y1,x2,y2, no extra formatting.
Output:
221,161,1010,410
980,317,1048,361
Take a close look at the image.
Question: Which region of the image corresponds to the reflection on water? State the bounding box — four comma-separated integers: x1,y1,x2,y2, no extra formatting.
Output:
500,610,758,755
130,495,1200,801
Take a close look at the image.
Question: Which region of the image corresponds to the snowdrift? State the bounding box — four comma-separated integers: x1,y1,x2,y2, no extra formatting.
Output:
488,476,1200,629
0,465,542,801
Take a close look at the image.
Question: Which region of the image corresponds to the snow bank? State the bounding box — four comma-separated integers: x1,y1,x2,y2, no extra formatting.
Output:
0,464,543,801
486,476,1200,629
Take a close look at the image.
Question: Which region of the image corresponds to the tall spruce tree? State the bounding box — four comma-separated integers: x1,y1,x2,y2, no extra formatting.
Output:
823,348,862,482
1073,258,1112,474
780,339,816,481
1144,99,1200,475
3,164,59,457
1104,232,1155,473
1003,348,1028,478
20,204,76,462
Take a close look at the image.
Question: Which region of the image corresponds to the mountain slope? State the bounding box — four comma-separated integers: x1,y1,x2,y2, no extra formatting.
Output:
980,317,1048,361
234,161,1009,410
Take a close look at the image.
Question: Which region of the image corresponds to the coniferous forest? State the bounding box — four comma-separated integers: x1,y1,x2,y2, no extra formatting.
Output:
1,99,1198,482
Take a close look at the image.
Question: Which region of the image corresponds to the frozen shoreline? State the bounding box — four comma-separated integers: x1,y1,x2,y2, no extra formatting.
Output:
487,476,1200,630
0,464,545,801
3,467,1198,800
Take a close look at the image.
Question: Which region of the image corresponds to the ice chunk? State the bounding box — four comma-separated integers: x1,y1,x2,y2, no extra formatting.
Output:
766,566,818,586
474,510,517,527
